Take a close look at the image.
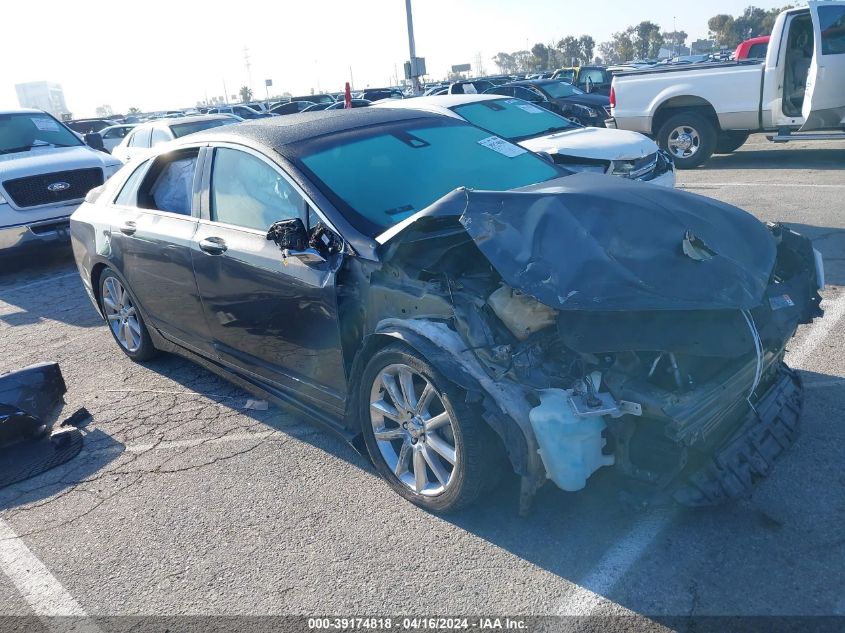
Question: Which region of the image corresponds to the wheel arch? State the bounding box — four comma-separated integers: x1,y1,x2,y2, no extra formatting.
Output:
652,95,721,136
347,322,539,480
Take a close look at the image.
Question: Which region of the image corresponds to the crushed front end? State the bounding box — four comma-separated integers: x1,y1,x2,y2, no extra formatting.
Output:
364,174,824,508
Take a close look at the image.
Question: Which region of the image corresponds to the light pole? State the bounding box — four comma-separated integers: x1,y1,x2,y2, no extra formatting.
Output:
405,0,421,95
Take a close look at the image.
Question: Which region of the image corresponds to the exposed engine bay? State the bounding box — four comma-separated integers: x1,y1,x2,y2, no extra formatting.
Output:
335,175,825,511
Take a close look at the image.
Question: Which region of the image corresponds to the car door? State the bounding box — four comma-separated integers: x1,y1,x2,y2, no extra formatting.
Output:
190,144,347,412
801,0,845,129
108,146,214,355
102,126,130,153
121,127,152,163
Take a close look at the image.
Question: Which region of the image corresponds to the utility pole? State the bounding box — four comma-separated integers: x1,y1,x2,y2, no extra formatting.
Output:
673,16,677,58
243,47,253,95
405,0,421,95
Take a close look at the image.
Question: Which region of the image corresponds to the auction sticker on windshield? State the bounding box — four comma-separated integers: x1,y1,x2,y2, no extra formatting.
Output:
516,104,545,114
477,136,527,158
32,117,60,132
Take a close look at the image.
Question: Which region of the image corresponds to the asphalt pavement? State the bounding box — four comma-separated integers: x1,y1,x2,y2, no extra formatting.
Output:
0,135,843,631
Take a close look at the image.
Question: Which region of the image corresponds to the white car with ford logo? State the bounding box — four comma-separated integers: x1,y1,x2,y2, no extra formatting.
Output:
0,109,122,252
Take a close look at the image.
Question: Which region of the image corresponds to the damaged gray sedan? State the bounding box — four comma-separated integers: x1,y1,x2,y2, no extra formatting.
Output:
70,109,825,513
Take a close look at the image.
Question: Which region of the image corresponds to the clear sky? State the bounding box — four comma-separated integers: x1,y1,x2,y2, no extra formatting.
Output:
0,0,795,117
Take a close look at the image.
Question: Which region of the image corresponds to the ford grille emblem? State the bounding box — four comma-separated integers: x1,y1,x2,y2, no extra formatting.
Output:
47,182,71,192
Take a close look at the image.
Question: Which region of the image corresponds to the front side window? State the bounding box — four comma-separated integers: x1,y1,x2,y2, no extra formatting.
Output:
137,150,199,215
451,98,574,142
299,120,560,237
0,112,83,154
819,5,845,55
210,148,305,231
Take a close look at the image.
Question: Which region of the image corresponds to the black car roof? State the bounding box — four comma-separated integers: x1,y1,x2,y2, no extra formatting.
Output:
188,108,443,149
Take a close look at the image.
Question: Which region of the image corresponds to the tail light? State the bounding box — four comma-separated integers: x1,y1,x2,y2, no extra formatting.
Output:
609,85,616,110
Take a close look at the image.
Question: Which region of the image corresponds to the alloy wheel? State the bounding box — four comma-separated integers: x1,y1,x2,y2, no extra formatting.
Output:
667,125,701,159
369,363,458,496
102,276,142,353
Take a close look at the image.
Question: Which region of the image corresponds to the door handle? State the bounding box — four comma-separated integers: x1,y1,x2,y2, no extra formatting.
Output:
199,237,227,255
119,221,137,235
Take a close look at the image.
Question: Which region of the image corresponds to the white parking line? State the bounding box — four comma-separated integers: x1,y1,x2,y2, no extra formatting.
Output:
787,292,845,369
557,511,671,615
0,272,79,295
0,519,102,631
555,291,844,615
680,182,845,189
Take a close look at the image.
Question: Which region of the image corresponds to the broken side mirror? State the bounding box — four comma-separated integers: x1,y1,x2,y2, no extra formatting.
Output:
267,218,326,265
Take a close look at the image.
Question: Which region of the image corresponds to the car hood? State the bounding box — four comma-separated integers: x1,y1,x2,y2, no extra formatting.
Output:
0,145,119,180
518,127,657,161
380,173,776,312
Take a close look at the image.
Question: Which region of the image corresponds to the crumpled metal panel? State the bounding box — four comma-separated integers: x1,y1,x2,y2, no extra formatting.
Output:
454,173,778,312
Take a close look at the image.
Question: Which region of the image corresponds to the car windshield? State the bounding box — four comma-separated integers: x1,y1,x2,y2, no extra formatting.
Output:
556,70,575,82
451,98,575,142
169,119,236,138
299,120,561,237
540,81,585,98
0,112,83,154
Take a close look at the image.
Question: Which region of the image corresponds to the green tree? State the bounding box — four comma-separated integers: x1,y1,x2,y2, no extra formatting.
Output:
578,35,596,64
95,104,113,117
127,107,142,116
531,43,552,71
557,36,581,66
629,21,663,59
492,52,516,74
239,86,253,103
662,30,689,55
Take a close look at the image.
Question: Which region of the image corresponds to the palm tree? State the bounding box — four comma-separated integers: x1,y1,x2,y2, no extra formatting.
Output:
239,86,253,103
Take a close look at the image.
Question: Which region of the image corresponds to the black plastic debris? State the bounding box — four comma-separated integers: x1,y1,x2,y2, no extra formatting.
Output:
0,362,84,489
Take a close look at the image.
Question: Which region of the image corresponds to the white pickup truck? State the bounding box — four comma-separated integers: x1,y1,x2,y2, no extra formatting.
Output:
1,109,122,252
607,1,845,168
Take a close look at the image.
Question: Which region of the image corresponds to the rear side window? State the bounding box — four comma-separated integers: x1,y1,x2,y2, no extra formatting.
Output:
114,160,150,206
581,68,606,85
137,149,199,215
819,5,845,55
748,43,768,58
151,128,171,147
129,128,152,148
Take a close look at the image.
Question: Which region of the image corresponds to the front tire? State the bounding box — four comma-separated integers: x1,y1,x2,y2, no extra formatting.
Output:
657,111,717,169
360,343,499,513
99,269,158,362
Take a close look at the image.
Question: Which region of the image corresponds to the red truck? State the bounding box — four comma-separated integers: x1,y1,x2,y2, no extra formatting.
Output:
735,35,771,60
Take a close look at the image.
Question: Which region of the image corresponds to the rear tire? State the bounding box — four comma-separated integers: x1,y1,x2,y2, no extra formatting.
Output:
360,342,502,513
657,111,717,169
715,131,750,154
98,269,158,362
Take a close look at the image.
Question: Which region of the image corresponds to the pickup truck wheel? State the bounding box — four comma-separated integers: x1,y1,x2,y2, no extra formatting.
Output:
715,131,750,154
657,112,716,169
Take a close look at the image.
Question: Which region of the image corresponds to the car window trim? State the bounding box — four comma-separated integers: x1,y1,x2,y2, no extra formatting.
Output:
201,141,342,239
